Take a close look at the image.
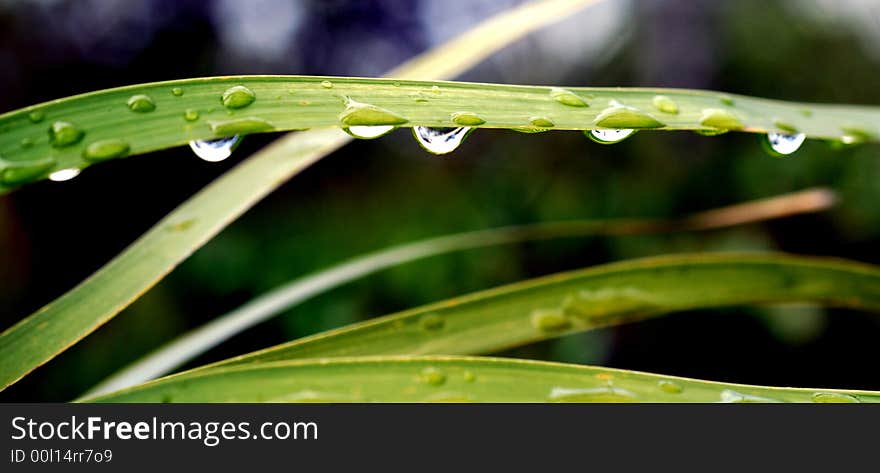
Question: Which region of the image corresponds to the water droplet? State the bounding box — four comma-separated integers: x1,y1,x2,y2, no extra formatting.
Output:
0,158,56,185
812,392,860,403
463,371,476,382
83,139,130,162
511,126,549,134
652,95,679,114
412,126,470,155
594,103,664,129
430,85,441,95
840,126,873,144
345,125,395,139
48,121,84,148
167,218,196,232
799,109,813,117
48,168,81,182
188,135,242,162
28,110,45,123
339,99,408,126
451,111,485,126
420,313,445,331
171,87,184,97
699,108,743,130
221,85,256,109
658,380,683,394
549,87,588,107
719,94,735,106
184,109,200,122
208,117,274,135
410,92,429,103
529,116,555,128
548,387,638,403
419,367,446,386
764,132,806,156
588,129,636,144
127,94,156,113
719,390,782,403
20,137,34,148
530,308,571,332
320,80,333,89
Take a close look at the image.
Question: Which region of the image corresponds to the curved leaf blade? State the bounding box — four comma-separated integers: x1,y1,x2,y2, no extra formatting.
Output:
83,355,880,403
147,253,880,377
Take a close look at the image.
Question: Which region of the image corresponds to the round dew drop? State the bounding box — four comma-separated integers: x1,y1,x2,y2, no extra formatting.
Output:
48,121,84,148
320,80,333,89
652,95,679,114
127,94,156,113
419,367,446,386
764,132,805,156
188,135,242,162
83,139,130,162
657,380,683,394
345,125,395,139
221,85,256,109
412,126,470,155
530,309,571,332
588,129,636,144
48,168,81,182
529,117,555,128
171,87,184,97
451,112,485,126
420,313,445,331
28,110,45,123
184,109,200,122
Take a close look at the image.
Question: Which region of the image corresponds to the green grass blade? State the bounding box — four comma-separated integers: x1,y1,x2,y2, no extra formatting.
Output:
82,355,880,403
0,0,602,391
84,188,835,397
4,70,880,190
139,253,880,382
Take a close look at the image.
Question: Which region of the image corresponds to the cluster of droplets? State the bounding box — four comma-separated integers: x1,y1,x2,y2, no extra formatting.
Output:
5,80,876,189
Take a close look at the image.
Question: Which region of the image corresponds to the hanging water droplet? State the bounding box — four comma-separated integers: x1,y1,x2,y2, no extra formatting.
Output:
345,125,395,139
811,392,860,403
549,87,588,107
657,380,683,394
82,139,130,162
451,111,485,126
48,121,84,148
188,135,242,162
339,99,408,126
412,126,470,155
530,308,571,332
184,109,200,122
221,85,256,109
588,129,636,144
764,132,806,156
420,313,445,331
49,168,81,182
28,110,45,123
127,94,156,113
320,80,333,89
171,87,184,97
419,367,446,386
700,108,744,131
652,95,679,114
0,158,56,185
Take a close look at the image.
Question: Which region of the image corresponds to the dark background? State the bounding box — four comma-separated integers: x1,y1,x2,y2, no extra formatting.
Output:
1,0,879,401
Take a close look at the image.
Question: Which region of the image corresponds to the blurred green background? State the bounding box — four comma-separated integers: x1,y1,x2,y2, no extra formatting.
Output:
1,0,879,401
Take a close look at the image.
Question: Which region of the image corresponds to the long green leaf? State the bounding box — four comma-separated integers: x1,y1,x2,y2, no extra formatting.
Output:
83,355,880,403
0,0,602,390
84,188,836,397
119,253,880,385
3,77,880,191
